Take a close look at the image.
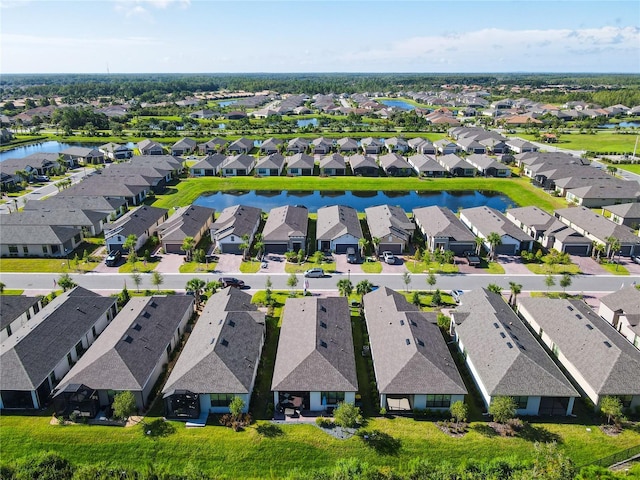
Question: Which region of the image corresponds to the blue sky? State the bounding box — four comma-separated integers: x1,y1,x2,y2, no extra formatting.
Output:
1,0,639,73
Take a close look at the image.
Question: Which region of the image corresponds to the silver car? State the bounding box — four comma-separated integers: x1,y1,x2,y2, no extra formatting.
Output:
304,268,325,278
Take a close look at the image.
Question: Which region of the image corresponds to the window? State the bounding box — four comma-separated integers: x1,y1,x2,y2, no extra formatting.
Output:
74,233,82,243
6,325,12,337
51,245,60,254
426,394,451,408
618,395,633,408
67,352,73,365
166,344,171,355
210,393,235,407
92,326,97,338
26,311,31,320
321,392,345,405
75,341,85,358
513,396,528,409
22,246,29,254
8,245,18,254
551,343,559,357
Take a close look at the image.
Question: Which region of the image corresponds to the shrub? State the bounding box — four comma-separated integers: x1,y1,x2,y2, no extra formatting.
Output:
112,391,136,420
315,417,334,428
219,413,252,431
333,402,363,428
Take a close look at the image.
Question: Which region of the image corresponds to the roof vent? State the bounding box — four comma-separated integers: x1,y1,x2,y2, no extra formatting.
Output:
228,320,235,327
320,321,327,329
567,306,574,311
575,314,582,320
500,332,506,338
493,322,499,329
506,342,513,349
400,320,405,326
604,341,612,348
221,339,229,347
143,311,150,318
123,335,133,344
417,339,425,347
405,338,410,345
133,323,142,331
320,305,326,312
210,337,215,344
320,340,328,348
586,324,594,330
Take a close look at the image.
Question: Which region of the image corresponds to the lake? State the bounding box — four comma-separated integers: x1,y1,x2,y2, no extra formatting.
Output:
599,122,640,129
194,190,514,213
379,99,416,111
297,118,318,127
0,141,136,162
218,100,237,107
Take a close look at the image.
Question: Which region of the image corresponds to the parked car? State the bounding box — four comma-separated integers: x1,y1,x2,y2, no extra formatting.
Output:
632,255,640,265
34,175,50,182
346,247,358,264
382,251,396,265
304,268,325,278
451,289,464,304
219,277,245,288
464,250,481,267
105,250,121,267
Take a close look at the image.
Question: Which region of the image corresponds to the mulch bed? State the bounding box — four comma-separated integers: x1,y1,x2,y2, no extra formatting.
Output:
435,421,468,437
599,424,623,436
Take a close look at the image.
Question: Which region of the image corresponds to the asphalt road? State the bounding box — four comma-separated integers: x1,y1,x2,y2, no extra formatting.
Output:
2,271,637,295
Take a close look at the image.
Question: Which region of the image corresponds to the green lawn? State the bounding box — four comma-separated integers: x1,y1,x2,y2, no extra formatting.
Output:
0,289,25,295
179,261,218,273
0,258,98,273
360,260,382,273
118,260,159,274
526,263,582,275
616,164,640,174
239,261,262,273
599,262,630,275
519,132,638,154
405,260,459,274
284,261,337,274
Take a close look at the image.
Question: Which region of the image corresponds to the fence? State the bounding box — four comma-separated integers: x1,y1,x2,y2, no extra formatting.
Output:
581,444,640,468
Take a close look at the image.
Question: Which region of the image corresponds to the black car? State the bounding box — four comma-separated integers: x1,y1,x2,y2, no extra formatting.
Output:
219,277,245,288
346,247,358,264
105,250,122,267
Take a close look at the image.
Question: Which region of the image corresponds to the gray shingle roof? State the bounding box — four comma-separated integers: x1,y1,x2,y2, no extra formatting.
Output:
363,288,466,395
518,297,640,396
23,195,126,214
0,224,80,246
163,288,264,395
262,205,308,242
555,206,640,244
365,204,414,241
413,206,475,242
379,153,411,170
348,154,378,171
222,154,256,170
286,153,315,169
157,205,215,242
210,205,261,240
271,297,358,392
55,296,194,394
191,154,226,172
316,205,363,242
603,203,640,218
320,153,346,169
255,153,285,170
0,208,107,231
408,154,446,173
461,206,532,242
0,296,40,331
599,286,640,334
1,287,116,391
452,289,577,398
103,206,168,239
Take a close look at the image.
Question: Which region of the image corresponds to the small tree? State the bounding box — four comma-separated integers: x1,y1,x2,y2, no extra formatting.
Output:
600,396,623,426
131,271,142,293
57,273,76,292
181,236,196,262
426,272,436,292
431,288,442,306
264,276,273,306
151,271,164,292
206,280,222,296
560,273,572,293
450,400,468,429
545,274,555,292
123,234,138,256
333,402,363,428
239,234,251,261
489,396,517,424
508,281,522,307
0,281,5,294
487,232,502,262
287,273,298,294
229,396,246,419
487,283,502,294
337,279,353,298
411,291,421,307
112,391,136,420
402,271,411,292
186,277,206,305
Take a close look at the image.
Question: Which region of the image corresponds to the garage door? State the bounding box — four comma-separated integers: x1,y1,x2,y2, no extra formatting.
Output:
164,243,182,254
265,243,288,254
221,243,243,254
380,243,402,255
619,245,632,257
495,244,517,255
563,245,590,256
334,244,356,254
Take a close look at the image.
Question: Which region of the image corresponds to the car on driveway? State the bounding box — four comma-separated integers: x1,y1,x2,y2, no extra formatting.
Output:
632,255,640,265
34,175,50,182
105,250,121,267
346,247,358,264
304,268,325,278
382,251,396,265
450,290,464,304
219,277,245,288
464,251,481,267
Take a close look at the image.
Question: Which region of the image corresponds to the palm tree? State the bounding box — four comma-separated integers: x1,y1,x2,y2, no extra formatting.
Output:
487,232,502,262
605,236,621,263
487,283,502,294
186,277,206,305
371,237,381,257
592,242,606,262
337,279,353,298
356,280,373,300
474,236,484,256
181,236,196,262
239,234,251,261
253,233,264,260
358,237,370,258
123,234,138,257
508,282,522,307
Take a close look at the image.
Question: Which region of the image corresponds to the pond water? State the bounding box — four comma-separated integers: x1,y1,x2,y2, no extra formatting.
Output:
218,100,237,107
599,122,640,129
297,118,318,127
195,190,514,213
0,141,136,162
379,99,416,111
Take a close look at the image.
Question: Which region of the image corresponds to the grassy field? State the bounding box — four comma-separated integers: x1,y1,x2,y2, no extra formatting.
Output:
599,262,630,275
616,164,640,174
152,176,566,213
405,260,459,274
526,263,582,275
519,132,638,154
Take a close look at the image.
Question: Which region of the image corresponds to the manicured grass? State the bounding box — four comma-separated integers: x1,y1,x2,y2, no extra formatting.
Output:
152,176,565,213
0,289,24,295
179,261,218,273
284,261,337,274
398,290,457,310
616,164,640,174
599,262,630,275
360,261,382,273
405,260,459,274
0,258,97,273
118,260,159,274
239,260,261,273
526,263,581,275
486,262,506,274
519,132,638,154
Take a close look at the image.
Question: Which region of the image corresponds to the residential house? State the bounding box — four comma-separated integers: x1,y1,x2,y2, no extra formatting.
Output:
137,139,164,156
349,154,379,176
602,203,640,228
190,154,226,177
337,137,359,154
378,153,413,177
407,154,446,177
271,297,358,412
316,205,363,253
163,288,265,418
103,205,169,253
0,287,117,410
0,224,83,258
319,153,346,176
360,137,384,155
465,154,510,177
456,137,486,154
197,138,227,155
437,154,476,177
190,109,217,119
157,205,215,254
505,138,538,154
0,207,109,236
209,205,262,254
460,206,534,255
413,206,476,255
555,206,640,257
598,286,640,349
23,196,128,223
287,137,310,154
227,137,254,155
365,204,415,254
255,153,286,176
408,138,436,155
53,296,194,416
363,287,466,412
451,289,579,416
171,137,197,156
225,111,248,121
478,137,509,154
0,296,43,342
130,155,184,178
505,206,591,256
564,180,640,208
220,154,256,176
60,147,105,165
58,175,150,206
286,153,315,176
384,137,409,154
518,297,640,410
262,205,308,254
259,138,283,155
433,139,460,155
99,143,133,161
311,137,333,155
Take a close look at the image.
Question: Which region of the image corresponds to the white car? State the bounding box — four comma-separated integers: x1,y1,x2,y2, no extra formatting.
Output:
304,268,325,278
382,251,396,265
451,290,464,303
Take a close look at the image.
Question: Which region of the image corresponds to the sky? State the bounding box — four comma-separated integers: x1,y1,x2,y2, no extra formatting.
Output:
1,0,639,74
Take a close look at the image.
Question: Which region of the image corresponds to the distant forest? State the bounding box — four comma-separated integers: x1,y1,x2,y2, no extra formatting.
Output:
2,73,640,107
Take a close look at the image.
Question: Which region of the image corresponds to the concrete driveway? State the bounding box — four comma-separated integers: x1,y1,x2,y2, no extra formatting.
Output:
497,254,531,274
215,253,243,274
571,255,607,275
154,253,187,273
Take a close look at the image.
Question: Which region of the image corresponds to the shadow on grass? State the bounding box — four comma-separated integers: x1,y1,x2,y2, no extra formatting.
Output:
255,423,284,438
141,419,176,438
472,424,499,438
517,423,562,444
357,430,401,456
